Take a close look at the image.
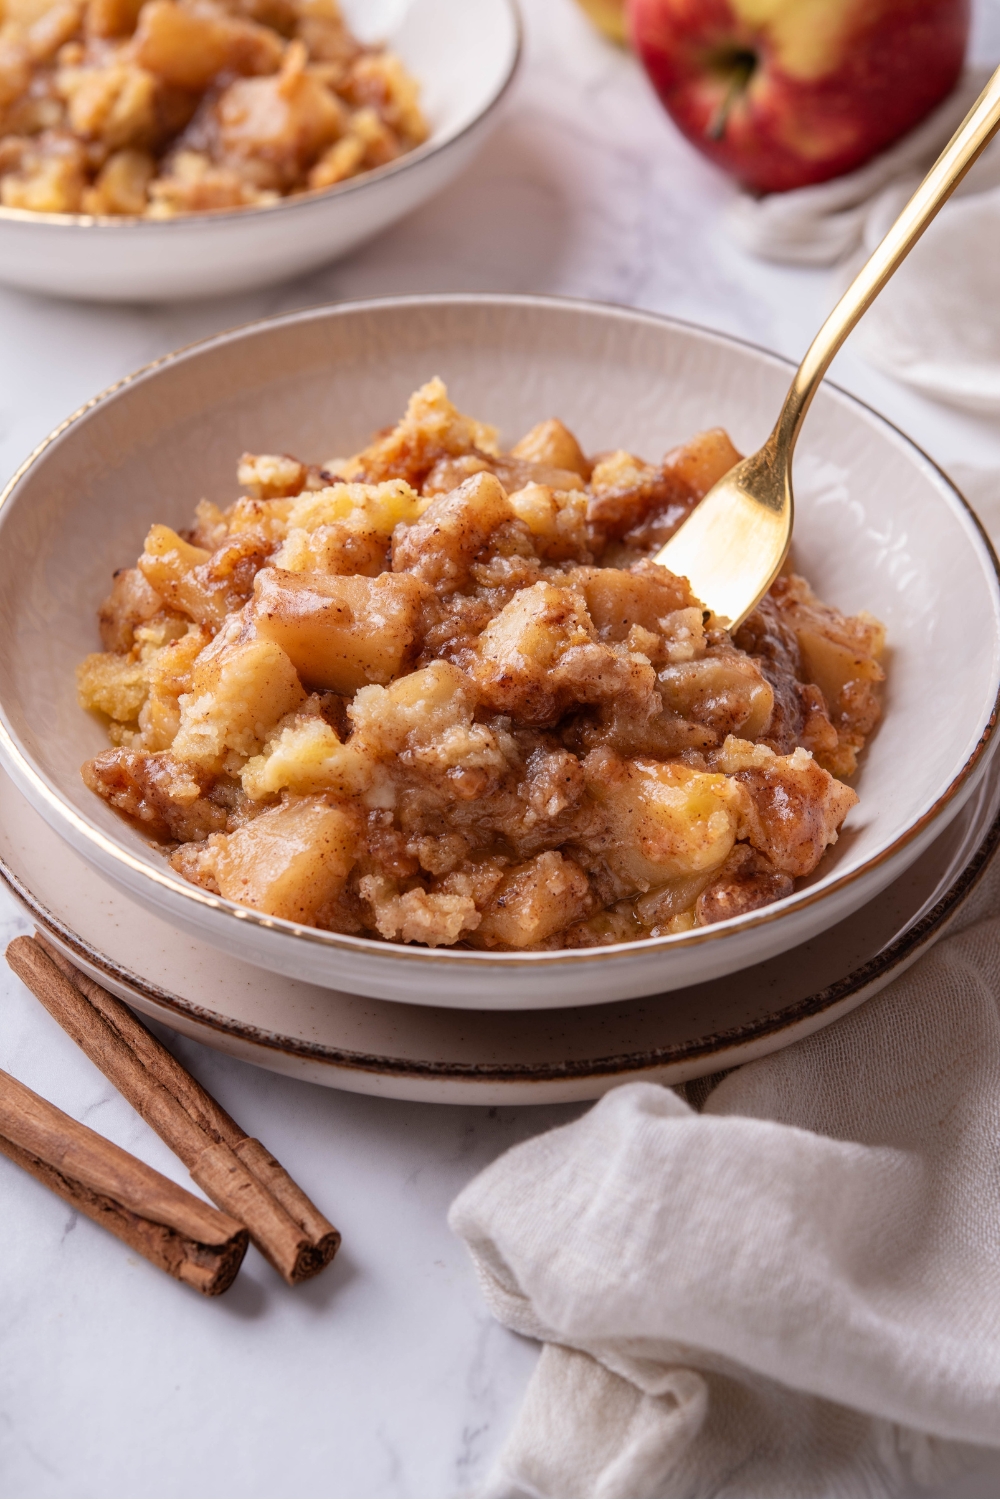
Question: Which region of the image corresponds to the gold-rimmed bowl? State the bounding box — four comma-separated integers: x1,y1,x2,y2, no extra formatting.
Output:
1,294,998,1009
0,0,520,303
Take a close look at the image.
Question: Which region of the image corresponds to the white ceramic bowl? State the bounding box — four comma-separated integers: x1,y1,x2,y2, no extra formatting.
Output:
4,756,1000,1103
0,295,998,1009
0,0,520,303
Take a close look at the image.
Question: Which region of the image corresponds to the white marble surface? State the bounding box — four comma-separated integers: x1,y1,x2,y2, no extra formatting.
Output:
4,1,1000,1494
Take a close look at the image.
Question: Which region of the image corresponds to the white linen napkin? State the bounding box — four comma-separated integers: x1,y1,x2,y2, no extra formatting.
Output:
726,68,1000,413
449,846,1000,1497
725,69,989,267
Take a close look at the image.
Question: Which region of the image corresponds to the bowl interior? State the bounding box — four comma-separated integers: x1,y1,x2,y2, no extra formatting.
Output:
1,296,998,953
344,0,518,152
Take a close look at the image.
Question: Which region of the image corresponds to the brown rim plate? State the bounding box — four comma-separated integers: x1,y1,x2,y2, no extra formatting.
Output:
2,755,998,1105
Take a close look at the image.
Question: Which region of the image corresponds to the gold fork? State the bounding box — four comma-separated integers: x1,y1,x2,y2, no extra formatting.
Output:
654,63,1000,630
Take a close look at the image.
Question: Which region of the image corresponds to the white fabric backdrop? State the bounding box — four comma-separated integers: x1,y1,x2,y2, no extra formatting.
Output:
728,68,1000,414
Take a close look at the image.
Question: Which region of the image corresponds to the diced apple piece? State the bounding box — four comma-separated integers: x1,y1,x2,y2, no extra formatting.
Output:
586,750,743,891
25,0,87,59
492,454,586,495
137,524,210,611
85,0,145,40
472,581,655,723
510,418,590,479
584,450,685,546
767,573,885,775
714,736,858,876
472,581,593,721
575,560,696,641
183,796,361,923
249,567,425,693
61,62,157,151
391,471,513,590
634,869,720,929
479,581,593,669
419,453,490,497
797,626,885,734
138,524,267,629
172,638,305,769
98,565,164,652
84,147,154,215
507,483,589,562
473,851,590,948
662,428,743,500
215,43,344,189
658,650,774,741
132,0,282,91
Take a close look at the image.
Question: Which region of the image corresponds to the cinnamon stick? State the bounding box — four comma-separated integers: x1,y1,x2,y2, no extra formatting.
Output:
6,937,339,1284
0,1067,247,1295
37,936,339,1270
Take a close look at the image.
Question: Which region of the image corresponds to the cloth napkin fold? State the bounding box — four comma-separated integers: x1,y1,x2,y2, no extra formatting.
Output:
726,68,1000,413
449,847,1000,1498
725,69,990,267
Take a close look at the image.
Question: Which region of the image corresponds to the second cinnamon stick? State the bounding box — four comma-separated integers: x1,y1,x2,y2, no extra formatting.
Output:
6,936,331,1285
0,1068,247,1295
37,936,340,1273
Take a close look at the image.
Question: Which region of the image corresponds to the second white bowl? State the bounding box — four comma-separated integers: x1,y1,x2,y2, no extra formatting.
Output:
0,0,521,302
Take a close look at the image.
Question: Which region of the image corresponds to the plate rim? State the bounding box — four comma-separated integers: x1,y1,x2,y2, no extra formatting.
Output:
1,293,999,977
3,777,998,1085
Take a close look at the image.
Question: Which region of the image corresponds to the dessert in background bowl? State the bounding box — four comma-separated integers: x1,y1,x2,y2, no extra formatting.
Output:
0,0,429,218
0,0,520,299
0,295,996,1008
75,379,882,953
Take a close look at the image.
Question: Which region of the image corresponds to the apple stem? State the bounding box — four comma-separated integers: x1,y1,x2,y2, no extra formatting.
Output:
707,53,755,141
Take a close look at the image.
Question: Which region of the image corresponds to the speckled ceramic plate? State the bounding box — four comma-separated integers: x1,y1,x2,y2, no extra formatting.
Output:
2,762,999,1105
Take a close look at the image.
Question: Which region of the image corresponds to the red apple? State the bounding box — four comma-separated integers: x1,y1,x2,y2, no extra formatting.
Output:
627,0,970,193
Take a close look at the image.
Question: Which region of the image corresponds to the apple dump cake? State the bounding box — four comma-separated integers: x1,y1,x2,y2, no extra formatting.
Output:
0,0,426,217
77,380,885,949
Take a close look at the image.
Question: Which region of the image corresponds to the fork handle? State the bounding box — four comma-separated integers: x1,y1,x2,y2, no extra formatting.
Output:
774,63,1000,455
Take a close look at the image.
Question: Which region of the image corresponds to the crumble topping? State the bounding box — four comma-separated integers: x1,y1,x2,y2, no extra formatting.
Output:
0,0,427,216
77,378,884,948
